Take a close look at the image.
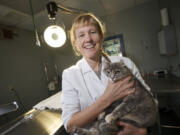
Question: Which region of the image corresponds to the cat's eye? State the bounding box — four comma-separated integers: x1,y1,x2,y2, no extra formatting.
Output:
107,70,110,74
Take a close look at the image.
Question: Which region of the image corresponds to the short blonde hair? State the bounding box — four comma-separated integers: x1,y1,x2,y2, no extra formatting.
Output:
70,13,105,56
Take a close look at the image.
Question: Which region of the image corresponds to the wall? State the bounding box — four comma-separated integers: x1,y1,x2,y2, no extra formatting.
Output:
104,0,170,73
158,0,180,76
0,28,57,124
51,39,80,74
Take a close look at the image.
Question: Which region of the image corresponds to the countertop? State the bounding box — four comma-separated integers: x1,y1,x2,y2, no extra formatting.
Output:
144,75,180,93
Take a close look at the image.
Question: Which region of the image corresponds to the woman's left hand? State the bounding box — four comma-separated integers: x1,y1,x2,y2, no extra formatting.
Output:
116,121,147,135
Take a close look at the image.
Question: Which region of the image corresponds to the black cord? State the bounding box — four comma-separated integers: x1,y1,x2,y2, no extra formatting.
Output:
11,89,27,112
28,0,41,46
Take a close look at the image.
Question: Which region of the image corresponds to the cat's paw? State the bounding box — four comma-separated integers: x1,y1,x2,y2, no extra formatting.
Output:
105,114,114,123
98,112,105,120
71,126,77,134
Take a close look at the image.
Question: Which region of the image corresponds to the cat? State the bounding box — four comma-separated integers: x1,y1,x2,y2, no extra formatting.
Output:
72,59,157,135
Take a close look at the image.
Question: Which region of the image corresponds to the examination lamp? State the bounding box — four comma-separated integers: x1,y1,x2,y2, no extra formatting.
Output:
44,2,66,48
43,25,66,48
47,2,58,20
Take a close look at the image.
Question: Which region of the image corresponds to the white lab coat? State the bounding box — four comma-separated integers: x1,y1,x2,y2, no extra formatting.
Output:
61,56,150,130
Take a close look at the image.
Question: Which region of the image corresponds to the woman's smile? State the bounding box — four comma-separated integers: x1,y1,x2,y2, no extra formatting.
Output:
84,44,95,49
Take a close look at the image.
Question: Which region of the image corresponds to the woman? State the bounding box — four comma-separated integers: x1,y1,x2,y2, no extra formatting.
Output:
61,13,149,135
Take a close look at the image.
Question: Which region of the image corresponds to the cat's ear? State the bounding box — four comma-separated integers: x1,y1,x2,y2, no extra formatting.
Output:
104,61,110,67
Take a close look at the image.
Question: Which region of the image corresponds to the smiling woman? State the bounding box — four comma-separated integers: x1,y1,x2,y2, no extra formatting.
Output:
61,13,148,135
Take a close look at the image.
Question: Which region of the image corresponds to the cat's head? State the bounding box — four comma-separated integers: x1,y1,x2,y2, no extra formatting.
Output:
103,60,131,82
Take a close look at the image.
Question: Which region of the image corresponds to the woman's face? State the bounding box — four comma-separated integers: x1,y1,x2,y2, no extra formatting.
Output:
74,24,103,61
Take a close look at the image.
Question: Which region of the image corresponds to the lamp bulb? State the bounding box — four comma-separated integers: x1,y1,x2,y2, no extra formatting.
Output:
43,25,66,48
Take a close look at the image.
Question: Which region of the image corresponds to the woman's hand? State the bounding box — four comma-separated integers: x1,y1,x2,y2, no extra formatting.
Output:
117,121,147,135
103,76,135,104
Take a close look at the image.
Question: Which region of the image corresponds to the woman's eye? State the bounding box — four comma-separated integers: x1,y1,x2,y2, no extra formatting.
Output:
90,31,96,34
78,34,85,38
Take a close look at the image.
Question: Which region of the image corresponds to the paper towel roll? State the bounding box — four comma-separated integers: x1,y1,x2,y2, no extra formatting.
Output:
160,8,169,26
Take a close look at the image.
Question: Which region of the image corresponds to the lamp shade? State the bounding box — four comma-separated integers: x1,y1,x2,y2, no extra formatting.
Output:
43,25,66,48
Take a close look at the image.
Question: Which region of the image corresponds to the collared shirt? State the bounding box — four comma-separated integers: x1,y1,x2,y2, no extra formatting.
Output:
61,56,150,130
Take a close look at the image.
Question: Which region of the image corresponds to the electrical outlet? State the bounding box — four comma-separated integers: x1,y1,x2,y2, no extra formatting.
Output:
8,85,14,91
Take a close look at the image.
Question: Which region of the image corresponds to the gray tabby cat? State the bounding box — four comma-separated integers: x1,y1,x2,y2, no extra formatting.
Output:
72,60,157,135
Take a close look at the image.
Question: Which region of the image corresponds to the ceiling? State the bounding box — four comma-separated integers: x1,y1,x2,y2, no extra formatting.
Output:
0,0,151,32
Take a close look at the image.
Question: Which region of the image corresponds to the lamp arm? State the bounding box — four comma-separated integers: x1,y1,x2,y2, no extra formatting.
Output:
47,1,87,19
57,4,87,14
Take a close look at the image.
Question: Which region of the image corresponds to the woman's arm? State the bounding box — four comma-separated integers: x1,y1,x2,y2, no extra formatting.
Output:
67,76,135,133
117,121,147,135
67,92,111,132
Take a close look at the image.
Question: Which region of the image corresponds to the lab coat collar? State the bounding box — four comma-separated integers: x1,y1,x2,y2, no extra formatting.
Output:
81,58,92,74
80,57,107,74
